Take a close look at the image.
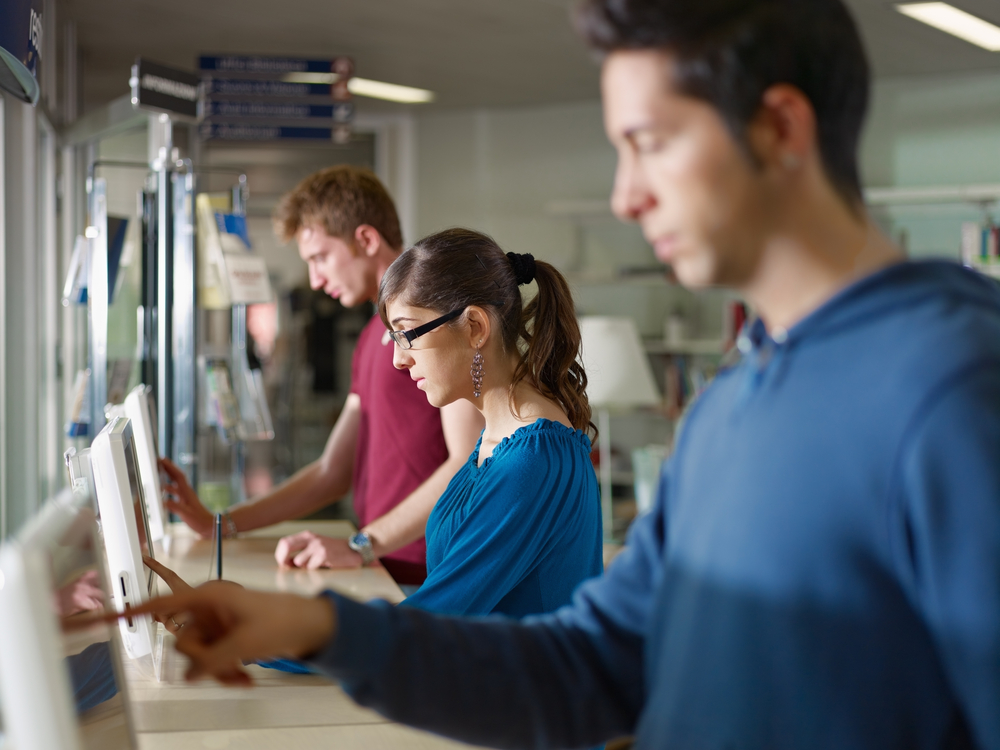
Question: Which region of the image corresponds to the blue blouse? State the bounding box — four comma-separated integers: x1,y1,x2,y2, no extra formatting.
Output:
402,418,603,617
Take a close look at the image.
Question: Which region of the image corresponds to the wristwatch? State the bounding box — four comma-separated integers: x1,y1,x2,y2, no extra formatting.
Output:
347,530,376,565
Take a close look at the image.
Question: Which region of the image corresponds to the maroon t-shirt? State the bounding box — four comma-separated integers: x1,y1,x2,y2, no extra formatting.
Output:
351,315,447,581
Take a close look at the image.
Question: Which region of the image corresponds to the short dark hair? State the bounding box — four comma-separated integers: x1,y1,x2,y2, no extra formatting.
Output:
575,0,870,207
274,165,403,249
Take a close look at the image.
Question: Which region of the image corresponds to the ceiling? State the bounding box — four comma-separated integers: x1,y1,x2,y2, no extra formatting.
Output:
63,0,1000,116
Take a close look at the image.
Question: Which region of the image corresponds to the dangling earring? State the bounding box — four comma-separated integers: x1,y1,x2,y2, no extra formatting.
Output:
471,345,484,398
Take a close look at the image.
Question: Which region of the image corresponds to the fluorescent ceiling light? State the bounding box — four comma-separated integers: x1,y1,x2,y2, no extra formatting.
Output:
348,78,435,104
281,72,435,103
896,2,1000,51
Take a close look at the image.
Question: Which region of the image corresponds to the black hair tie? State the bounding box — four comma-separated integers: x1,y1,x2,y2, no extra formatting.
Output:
506,252,536,286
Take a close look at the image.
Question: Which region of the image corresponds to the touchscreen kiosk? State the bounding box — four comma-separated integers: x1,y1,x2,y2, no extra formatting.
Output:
124,385,166,541
0,488,138,750
66,446,97,505
91,416,158,662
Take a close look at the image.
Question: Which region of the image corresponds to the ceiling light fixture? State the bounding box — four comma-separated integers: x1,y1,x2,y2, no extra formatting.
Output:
281,72,435,103
348,78,435,104
896,2,1000,51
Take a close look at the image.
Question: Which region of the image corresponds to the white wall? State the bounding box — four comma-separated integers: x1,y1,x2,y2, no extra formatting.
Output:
413,68,1000,286
414,101,727,340
1,92,43,537
861,70,1000,260
416,101,629,265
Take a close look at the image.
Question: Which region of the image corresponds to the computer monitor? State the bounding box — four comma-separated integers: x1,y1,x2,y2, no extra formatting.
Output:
124,385,166,541
0,488,138,750
65,446,97,506
90,416,158,663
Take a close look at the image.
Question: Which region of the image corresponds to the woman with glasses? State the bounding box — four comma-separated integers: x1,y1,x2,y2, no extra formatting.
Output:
378,227,602,617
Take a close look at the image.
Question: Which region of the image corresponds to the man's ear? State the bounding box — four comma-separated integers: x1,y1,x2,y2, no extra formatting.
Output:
464,306,492,349
749,84,817,174
354,224,383,257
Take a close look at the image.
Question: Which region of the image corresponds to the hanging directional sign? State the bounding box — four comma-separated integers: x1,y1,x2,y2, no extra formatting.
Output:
203,79,334,98
200,123,348,142
130,58,200,118
199,55,353,101
0,0,43,104
198,54,355,143
202,100,353,122
199,55,354,77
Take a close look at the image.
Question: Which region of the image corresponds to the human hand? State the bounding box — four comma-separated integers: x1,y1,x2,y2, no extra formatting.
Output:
274,531,363,570
99,585,337,685
160,458,215,538
55,569,105,617
143,555,244,633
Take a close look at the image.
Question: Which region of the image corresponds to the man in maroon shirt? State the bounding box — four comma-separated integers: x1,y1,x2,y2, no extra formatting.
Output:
162,166,483,586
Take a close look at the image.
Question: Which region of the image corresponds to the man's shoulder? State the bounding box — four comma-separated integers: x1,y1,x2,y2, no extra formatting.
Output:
808,260,1000,372
891,262,1000,364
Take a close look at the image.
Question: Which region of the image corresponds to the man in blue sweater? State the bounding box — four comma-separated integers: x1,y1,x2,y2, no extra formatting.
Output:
128,0,1000,747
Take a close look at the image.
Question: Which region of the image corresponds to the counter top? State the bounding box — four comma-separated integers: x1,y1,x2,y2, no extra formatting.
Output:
131,521,479,749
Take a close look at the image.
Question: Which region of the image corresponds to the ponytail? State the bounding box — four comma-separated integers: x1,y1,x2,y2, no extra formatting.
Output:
512,261,593,437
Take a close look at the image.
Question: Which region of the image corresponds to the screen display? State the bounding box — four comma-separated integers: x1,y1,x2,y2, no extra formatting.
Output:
122,432,155,597
50,508,136,749
145,390,158,456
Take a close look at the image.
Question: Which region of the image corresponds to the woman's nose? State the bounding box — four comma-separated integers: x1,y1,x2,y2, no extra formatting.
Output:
392,344,412,370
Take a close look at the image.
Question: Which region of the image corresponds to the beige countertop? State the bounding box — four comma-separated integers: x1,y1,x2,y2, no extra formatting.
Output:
131,521,480,750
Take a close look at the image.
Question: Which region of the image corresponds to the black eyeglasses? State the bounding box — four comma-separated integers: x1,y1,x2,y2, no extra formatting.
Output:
389,308,465,350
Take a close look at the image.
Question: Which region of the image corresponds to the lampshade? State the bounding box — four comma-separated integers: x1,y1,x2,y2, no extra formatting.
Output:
579,316,660,408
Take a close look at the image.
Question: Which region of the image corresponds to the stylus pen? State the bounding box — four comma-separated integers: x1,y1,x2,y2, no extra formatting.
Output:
215,513,223,580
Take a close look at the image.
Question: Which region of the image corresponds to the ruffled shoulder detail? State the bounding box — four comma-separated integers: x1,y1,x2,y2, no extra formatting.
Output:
473,418,591,471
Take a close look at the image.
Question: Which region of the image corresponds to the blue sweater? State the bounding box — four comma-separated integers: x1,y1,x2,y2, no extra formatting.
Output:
402,419,603,617
312,262,1000,750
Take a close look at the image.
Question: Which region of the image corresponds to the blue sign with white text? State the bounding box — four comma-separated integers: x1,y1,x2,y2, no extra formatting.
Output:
204,100,354,122
0,0,43,103
203,78,333,98
200,123,349,142
199,56,353,78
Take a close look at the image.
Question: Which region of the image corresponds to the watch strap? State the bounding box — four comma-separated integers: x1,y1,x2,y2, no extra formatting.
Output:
347,531,376,565
221,510,238,538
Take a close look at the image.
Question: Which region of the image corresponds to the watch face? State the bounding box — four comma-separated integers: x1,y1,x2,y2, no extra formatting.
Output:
349,531,374,564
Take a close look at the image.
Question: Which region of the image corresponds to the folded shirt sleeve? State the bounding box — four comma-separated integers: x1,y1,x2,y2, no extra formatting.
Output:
307,463,672,749
897,361,1000,748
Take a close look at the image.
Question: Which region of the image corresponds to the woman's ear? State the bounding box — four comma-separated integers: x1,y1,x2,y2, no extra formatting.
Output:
464,306,492,348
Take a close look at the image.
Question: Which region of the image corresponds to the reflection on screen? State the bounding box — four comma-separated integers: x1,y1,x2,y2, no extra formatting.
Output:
145,390,158,457
51,511,136,750
122,433,155,597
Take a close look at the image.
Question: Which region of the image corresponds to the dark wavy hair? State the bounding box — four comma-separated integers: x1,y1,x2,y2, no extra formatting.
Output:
378,228,595,438
574,0,870,210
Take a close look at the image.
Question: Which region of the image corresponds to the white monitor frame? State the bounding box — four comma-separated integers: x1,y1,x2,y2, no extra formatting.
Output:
0,488,138,750
124,384,166,541
91,416,157,662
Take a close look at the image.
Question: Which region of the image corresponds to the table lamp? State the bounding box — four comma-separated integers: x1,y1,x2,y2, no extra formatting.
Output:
579,316,661,541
